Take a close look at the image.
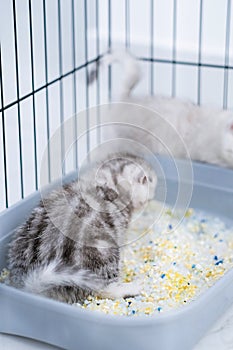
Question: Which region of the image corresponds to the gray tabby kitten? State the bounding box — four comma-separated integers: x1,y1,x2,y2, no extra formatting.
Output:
8,154,157,304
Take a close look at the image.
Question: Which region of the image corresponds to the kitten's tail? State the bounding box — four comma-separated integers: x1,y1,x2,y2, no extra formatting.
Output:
89,50,141,99
23,260,108,295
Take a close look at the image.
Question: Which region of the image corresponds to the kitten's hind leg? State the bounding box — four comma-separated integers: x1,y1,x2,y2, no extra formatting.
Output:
100,280,142,299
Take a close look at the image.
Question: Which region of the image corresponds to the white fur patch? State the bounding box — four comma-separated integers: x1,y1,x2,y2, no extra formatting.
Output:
101,280,142,299
24,260,105,295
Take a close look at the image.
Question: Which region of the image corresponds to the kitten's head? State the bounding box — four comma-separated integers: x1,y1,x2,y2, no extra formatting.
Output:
93,154,157,211
222,119,233,166
117,157,157,209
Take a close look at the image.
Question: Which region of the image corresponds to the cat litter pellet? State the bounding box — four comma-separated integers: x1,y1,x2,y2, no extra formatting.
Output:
74,200,233,317
0,268,9,283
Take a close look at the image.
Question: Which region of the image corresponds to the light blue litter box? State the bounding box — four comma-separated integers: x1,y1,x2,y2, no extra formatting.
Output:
0,156,233,350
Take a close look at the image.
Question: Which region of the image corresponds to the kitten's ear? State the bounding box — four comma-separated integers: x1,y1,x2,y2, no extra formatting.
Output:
137,171,147,184
96,185,118,202
105,187,118,201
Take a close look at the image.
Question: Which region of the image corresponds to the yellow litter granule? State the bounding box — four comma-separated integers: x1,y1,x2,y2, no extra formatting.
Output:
0,268,9,283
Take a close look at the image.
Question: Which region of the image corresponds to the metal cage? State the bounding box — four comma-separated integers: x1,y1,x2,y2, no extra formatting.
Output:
0,0,232,212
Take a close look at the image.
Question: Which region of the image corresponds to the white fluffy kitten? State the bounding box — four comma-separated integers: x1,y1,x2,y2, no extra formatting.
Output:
94,51,233,168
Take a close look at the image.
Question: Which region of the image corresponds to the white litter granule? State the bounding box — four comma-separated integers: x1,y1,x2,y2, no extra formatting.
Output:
74,200,233,316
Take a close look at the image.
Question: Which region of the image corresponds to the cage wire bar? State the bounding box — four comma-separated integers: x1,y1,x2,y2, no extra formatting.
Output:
0,45,8,209
71,0,78,169
0,0,232,212
171,0,177,98
224,0,232,109
28,0,38,191
84,0,90,157
42,0,51,184
108,0,112,102
150,0,154,96
95,0,101,145
12,0,24,199
57,0,65,176
197,0,203,106
125,0,130,49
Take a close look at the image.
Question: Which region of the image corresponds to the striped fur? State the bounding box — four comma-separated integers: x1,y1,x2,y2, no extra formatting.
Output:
7,154,157,303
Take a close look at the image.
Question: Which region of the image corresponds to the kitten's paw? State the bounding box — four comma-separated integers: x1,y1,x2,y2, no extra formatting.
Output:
122,280,143,298
101,280,143,299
